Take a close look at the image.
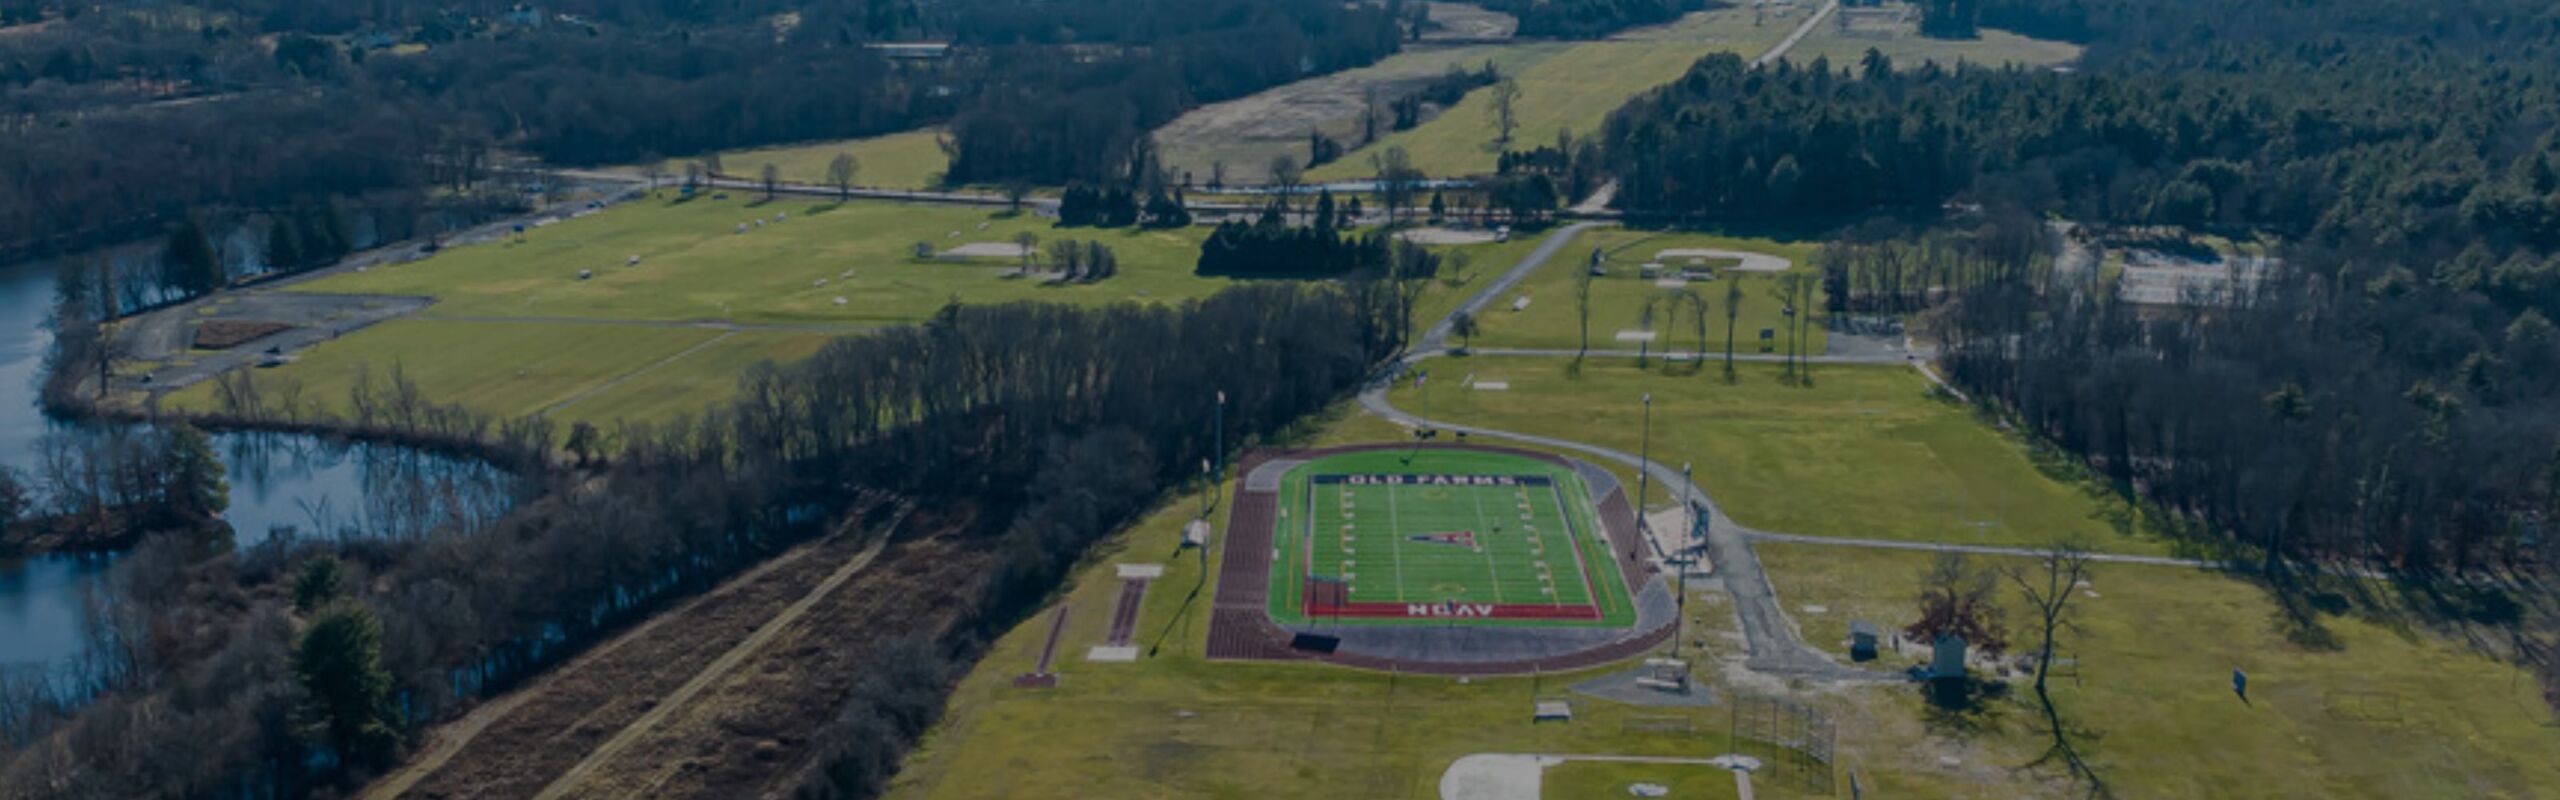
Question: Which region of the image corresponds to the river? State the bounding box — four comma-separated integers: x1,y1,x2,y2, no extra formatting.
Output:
0,258,513,678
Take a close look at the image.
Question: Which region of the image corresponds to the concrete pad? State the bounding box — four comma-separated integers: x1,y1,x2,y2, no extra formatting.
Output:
1473,381,1510,391
940,241,1030,259
1117,563,1166,579
1654,278,1689,289
1394,226,1500,246
1656,248,1790,273
1086,645,1139,662
1614,330,1658,343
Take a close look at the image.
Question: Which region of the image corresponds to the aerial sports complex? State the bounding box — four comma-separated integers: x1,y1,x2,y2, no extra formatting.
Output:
1209,443,1677,674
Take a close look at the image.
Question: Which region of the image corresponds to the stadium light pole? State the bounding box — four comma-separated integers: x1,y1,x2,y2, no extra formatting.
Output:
1670,461,1692,664
1636,393,1653,533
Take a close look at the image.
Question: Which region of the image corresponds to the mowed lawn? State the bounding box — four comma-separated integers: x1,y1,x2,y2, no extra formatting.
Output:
543,331,833,427
164,320,727,422
886,474,1767,800
655,128,953,191
1758,543,2560,799
1308,8,1790,181
1388,360,2169,555
296,195,1225,324
1543,760,1744,799
1462,228,1827,355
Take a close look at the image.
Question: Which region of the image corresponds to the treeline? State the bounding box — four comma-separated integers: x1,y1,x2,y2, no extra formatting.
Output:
940,0,1401,185
1056,184,1191,229
3,0,1400,262
1816,215,2051,314
3,283,1408,797
1472,0,1703,39
1597,51,2560,261
1196,214,1442,280
1940,238,2559,570
0,425,227,558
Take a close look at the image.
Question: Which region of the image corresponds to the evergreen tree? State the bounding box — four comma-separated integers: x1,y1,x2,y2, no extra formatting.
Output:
162,218,222,298
294,601,399,767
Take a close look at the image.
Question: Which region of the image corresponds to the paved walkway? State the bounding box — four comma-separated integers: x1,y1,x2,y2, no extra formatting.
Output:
1439,753,1757,800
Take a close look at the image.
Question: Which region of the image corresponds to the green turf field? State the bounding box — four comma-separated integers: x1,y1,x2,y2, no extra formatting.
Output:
1267,448,1637,628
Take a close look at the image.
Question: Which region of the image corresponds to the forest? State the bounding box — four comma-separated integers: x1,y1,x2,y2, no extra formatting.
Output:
1588,0,2560,573
1469,0,1704,39
0,282,1411,797
0,0,1404,258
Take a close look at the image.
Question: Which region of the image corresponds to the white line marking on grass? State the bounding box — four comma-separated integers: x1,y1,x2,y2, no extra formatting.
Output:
1388,483,1407,603
1468,486,1505,604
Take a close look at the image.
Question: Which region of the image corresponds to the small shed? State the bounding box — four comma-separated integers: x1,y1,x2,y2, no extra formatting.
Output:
1929,633,1968,680
1848,620,1881,662
1532,699,1573,723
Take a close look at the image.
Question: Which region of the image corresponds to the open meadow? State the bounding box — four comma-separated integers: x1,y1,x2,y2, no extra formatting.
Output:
167,195,1230,427
1387,360,2170,555
1154,44,1565,186
1306,8,1793,181
297,194,1222,324
646,128,954,191
1759,542,2560,799
1782,11,2083,71
1457,228,1827,355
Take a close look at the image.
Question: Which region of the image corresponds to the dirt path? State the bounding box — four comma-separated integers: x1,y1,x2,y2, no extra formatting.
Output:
531,534,893,800
358,519,846,800
376,522,899,798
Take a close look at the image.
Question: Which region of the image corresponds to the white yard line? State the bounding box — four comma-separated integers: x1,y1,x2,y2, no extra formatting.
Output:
1387,484,1409,603
1468,487,1506,604
1551,482,1604,613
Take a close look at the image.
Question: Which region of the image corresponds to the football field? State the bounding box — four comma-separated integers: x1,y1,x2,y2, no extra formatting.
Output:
1267,448,1637,627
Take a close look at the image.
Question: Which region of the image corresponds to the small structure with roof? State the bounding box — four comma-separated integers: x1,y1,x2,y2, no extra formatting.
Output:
1848,620,1881,662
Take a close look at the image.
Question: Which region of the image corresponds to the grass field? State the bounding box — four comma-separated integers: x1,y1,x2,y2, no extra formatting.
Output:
206,195,1228,428
1783,18,2082,72
1462,228,1827,355
650,128,953,191
539,331,832,426
1154,44,1565,185
298,195,1223,324
1758,543,2560,799
1267,448,1635,627
164,320,728,423
1542,760,1743,799
892,398,2559,799
1387,360,2171,555
1306,9,1790,181
886,466,1771,800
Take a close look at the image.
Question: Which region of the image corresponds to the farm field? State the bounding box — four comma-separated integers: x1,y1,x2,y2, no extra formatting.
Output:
1307,8,1793,181
1154,44,1564,186
1386,361,2171,555
1459,228,1827,355
296,195,1224,324
1758,542,2560,799
647,128,953,191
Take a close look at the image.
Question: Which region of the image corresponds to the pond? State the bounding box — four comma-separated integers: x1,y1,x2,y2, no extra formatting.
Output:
0,260,515,678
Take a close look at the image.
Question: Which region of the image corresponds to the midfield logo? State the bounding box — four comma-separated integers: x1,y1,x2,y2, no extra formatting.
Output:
1407,530,1480,549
